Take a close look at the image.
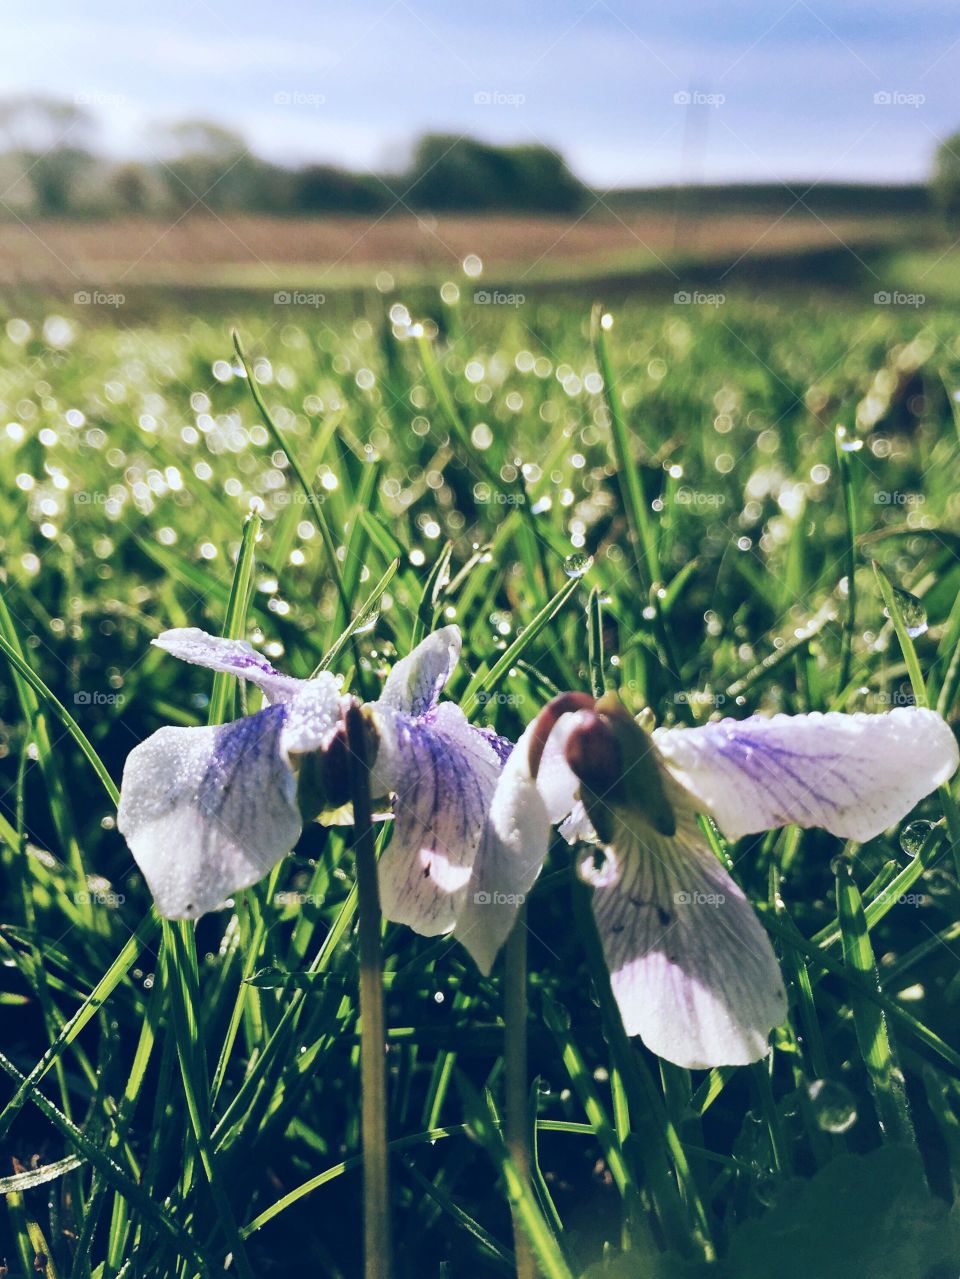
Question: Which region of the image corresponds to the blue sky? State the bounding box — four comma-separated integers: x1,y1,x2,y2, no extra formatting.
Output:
5,0,958,186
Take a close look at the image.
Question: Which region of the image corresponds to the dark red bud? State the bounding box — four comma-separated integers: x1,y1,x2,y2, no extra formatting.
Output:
564,713,624,795
527,691,596,779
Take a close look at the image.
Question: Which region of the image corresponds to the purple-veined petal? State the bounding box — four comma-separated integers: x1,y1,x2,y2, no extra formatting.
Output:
454,719,551,974
118,707,298,919
117,676,343,919
153,627,304,704
377,625,462,717
474,725,515,766
654,707,959,843
369,699,502,936
588,780,786,1068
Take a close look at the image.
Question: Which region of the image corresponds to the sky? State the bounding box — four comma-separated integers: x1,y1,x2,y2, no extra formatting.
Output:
3,0,958,187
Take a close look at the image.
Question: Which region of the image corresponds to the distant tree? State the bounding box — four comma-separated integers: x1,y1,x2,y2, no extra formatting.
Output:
149,119,260,212
931,132,960,225
293,164,390,214
109,161,159,213
0,94,97,215
405,134,586,213
500,144,585,212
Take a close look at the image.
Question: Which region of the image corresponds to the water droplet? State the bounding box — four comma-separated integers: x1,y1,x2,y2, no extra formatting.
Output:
830,853,850,878
806,1078,858,1133
353,610,380,635
900,819,936,859
563,552,593,579
836,425,863,453
883,588,927,638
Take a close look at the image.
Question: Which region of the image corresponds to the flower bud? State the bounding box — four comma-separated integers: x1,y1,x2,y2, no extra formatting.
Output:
294,704,379,822
565,691,676,839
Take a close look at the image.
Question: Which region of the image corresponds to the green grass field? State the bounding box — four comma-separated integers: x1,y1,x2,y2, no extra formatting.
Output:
3,264,960,1277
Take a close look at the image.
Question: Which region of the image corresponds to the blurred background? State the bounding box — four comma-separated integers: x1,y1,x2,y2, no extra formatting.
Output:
1,0,959,303
5,6,960,1276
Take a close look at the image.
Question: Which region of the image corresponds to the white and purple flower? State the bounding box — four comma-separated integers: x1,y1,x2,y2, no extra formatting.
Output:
364,626,514,938
452,692,959,1070
117,625,513,929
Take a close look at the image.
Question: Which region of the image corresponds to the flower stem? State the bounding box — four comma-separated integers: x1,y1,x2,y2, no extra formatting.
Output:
504,908,539,1279
346,704,393,1279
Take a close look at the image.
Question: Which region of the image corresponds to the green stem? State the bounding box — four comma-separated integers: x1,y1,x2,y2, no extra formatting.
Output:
346,704,392,1279
504,909,538,1279
835,430,858,695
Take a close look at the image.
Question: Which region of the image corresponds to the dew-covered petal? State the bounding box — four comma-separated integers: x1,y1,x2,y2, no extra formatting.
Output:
454,720,551,974
536,709,591,824
118,706,301,920
377,625,462,717
153,627,304,704
369,699,502,936
280,674,346,756
590,782,787,1068
654,708,959,843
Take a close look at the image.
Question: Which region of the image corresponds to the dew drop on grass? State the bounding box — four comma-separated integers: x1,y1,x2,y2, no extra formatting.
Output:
836,425,863,452
563,552,593,578
807,1078,858,1133
900,819,936,859
353,610,380,636
882,588,928,638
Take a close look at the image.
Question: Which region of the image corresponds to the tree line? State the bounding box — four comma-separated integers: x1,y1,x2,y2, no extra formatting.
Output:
0,95,587,219
5,93,960,223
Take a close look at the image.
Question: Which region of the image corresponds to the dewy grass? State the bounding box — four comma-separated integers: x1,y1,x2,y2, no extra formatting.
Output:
2,287,960,1276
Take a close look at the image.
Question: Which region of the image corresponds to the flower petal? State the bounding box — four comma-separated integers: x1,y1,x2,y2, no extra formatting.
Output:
590,783,787,1068
369,700,502,936
377,625,462,717
118,677,343,919
118,707,299,919
279,674,346,756
536,709,591,823
654,708,958,843
453,720,551,974
153,627,304,704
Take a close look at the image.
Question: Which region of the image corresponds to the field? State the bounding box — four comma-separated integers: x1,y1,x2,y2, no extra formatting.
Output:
0,209,925,290
2,235,960,1278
